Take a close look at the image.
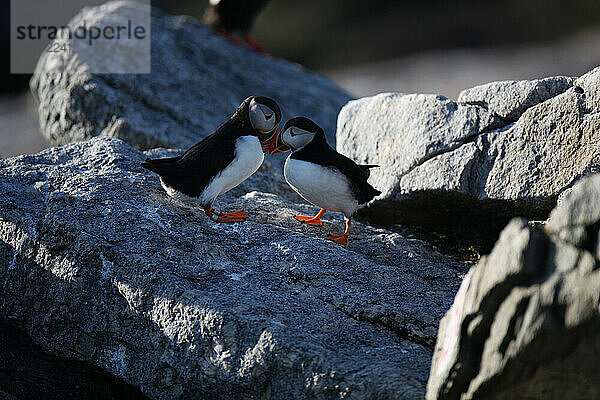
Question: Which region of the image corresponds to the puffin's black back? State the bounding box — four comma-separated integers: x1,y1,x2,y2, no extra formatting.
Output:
203,0,270,33
290,129,381,205
141,98,254,200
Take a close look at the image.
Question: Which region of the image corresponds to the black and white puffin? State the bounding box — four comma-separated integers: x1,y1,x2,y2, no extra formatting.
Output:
142,96,281,223
203,0,270,53
270,117,381,245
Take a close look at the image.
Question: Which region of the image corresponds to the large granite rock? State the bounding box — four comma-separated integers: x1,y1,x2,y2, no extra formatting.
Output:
30,1,350,154
427,174,600,400
0,137,464,400
337,68,600,231
457,76,574,121
336,93,500,201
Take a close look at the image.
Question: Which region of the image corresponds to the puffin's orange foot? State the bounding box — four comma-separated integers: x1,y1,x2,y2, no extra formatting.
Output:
221,210,248,218
243,34,266,53
215,210,247,223
205,207,247,223
215,214,246,223
328,233,349,246
217,28,239,44
294,215,323,226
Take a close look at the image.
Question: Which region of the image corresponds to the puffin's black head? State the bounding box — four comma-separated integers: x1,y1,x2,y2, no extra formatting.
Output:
270,117,321,154
247,96,282,152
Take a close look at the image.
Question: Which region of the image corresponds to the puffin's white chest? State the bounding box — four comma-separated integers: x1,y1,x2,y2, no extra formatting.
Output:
284,157,359,217
200,135,264,204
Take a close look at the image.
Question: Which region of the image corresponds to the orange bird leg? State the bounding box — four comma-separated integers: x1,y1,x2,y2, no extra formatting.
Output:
204,207,247,223
294,208,325,226
328,218,351,245
217,28,243,46
243,34,266,53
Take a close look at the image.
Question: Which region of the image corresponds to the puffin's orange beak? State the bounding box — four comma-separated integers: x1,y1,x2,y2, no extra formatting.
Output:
269,128,291,155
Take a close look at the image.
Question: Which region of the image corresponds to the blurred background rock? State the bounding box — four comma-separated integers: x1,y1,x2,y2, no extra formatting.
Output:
2,0,600,157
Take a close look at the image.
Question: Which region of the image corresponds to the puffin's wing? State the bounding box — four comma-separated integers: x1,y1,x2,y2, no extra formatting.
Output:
141,133,237,197
325,149,381,204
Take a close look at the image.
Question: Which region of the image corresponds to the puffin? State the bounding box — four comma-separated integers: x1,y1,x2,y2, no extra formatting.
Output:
270,117,381,245
203,0,270,53
141,96,281,223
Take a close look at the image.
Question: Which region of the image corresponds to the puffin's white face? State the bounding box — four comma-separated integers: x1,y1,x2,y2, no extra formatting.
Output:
281,126,316,150
249,98,277,134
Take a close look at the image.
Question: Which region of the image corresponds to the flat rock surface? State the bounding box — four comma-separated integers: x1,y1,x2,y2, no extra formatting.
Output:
30,1,350,158
337,68,600,231
427,174,600,400
0,138,465,400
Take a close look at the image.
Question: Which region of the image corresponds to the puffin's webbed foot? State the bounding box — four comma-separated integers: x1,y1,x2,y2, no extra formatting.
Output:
216,29,265,54
204,207,247,223
244,33,267,54
327,233,349,245
294,215,323,226
221,210,247,219
243,34,266,53
327,217,351,246
217,28,237,43
216,214,246,223
294,208,325,226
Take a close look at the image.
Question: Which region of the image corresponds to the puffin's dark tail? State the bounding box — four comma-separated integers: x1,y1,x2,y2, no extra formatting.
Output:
141,156,181,175
359,164,379,179
365,183,381,202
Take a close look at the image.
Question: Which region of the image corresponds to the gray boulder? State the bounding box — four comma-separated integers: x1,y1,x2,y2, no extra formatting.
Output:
0,137,464,399
30,1,350,153
336,93,499,200
457,76,574,121
337,68,600,230
426,174,600,400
